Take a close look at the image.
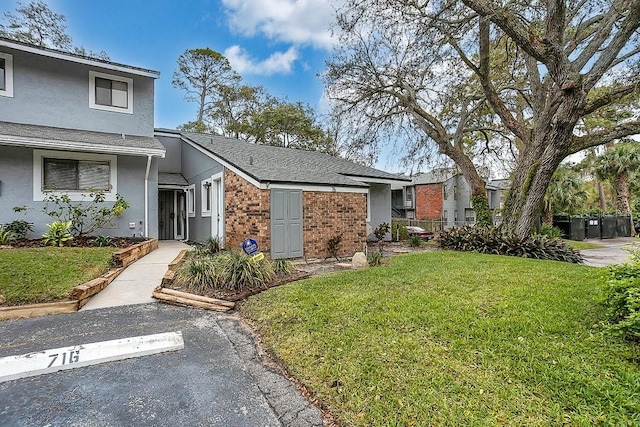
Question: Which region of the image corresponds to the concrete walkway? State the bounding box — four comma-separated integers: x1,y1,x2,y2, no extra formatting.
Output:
581,237,637,267
81,240,191,310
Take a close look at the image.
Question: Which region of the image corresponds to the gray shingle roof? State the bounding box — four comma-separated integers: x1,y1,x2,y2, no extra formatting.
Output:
158,172,188,186
178,131,410,187
0,121,166,155
412,169,457,185
0,36,160,78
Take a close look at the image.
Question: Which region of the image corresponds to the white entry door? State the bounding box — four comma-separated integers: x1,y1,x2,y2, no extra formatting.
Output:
210,173,224,244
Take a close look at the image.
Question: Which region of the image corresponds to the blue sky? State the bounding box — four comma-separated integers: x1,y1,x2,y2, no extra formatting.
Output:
2,0,336,130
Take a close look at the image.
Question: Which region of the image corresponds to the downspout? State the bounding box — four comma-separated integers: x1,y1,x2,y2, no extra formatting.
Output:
144,155,152,238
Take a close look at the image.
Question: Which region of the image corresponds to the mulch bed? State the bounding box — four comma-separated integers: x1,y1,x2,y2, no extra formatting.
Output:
5,237,146,249
177,270,311,303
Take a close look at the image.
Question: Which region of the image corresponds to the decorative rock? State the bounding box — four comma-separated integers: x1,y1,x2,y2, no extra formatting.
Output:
351,252,368,269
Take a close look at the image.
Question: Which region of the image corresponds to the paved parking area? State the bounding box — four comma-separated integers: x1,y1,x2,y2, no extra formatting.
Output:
0,304,322,427
580,237,637,267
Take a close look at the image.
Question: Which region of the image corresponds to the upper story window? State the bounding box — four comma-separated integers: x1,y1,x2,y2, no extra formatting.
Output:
89,70,133,114
0,52,14,98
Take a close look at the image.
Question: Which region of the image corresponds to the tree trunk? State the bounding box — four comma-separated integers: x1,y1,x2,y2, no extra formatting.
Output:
613,173,636,236
597,180,607,211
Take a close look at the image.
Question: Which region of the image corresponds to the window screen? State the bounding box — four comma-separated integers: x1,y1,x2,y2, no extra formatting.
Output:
43,158,110,191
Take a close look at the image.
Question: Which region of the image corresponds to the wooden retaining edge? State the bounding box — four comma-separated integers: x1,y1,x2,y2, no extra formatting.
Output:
152,287,235,312
168,249,188,272
0,301,78,321
112,238,159,268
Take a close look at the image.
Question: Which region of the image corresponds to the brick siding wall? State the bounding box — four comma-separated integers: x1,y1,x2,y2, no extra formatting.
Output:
224,169,271,252
415,183,444,219
303,191,367,259
224,169,367,259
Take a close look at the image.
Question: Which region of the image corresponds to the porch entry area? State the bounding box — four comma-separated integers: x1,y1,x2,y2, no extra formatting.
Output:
158,190,186,240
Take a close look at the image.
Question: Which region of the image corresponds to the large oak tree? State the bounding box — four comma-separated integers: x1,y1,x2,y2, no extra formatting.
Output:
326,0,640,236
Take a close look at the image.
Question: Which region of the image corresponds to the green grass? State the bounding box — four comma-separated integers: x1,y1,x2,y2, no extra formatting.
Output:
563,240,604,250
0,247,117,305
241,251,640,426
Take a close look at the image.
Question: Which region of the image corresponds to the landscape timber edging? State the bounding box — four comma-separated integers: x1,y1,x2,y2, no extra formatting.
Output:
0,238,158,321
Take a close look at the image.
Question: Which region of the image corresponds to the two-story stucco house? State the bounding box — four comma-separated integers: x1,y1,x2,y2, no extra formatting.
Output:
0,37,409,259
0,37,166,239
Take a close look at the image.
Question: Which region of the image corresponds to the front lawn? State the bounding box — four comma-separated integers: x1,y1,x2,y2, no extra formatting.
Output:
0,247,117,305
242,251,640,426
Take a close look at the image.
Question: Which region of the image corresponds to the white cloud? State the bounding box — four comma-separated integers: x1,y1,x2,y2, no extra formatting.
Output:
221,0,341,50
224,45,299,75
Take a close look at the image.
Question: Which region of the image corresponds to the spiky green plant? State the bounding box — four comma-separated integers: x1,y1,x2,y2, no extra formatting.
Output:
176,257,218,293
216,251,274,291
0,225,17,245
42,221,74,247
272,258,294,277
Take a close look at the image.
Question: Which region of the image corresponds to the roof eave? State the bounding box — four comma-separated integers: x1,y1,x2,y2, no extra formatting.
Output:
0,38,160,78
0,135,165,158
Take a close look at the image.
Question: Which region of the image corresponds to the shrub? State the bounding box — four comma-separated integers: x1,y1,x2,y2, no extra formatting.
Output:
374,222,390,251
93,235,113,247
538,224,563,239
4,220,34,240
176,257,218,293
391,220,408,241
42,221,74,247
0,225,17,245
42,190,129,236
407,235,423,247
216,251,274,291
603,262,640,342
438,225,583,263
327,234,342,260
272,258,294,277
367,250,383,266
203,237,221,254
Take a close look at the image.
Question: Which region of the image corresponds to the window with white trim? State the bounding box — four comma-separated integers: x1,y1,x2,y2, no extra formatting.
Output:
33,150,117,201
187,185,195,217
201,178,212,217
89,70,133,114
0,52,14,98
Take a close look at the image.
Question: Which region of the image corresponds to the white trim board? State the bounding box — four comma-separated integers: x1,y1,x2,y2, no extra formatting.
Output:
0,134,165,158
0,331,184,383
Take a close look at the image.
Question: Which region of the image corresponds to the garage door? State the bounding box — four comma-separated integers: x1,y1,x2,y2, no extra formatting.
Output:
271,189,303,259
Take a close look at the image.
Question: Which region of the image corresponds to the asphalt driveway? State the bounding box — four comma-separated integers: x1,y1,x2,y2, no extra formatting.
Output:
0,304,322,427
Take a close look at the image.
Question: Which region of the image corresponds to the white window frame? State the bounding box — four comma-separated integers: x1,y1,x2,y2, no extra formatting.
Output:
89,70,133,114
0,52,14,98
33,149,118,201
201,178,212,217
366,191,371,222
186,184,196,217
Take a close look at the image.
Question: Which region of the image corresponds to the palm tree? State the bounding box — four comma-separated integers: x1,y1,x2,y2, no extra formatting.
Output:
595,141,640,236
543,166,588,225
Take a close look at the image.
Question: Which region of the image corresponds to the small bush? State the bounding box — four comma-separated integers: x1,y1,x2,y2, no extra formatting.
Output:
42,221,74,247
327,234,342,260
93,235,113,247
407,235,423,247
438,225,583,263
204,237,221,254
538,224,563,239
4,220,33,240
273,258,294,277
0,226,17,245
217,251,274,291
391,220,408,241
367,250,383,266
603,262,640,342
177,257,217,293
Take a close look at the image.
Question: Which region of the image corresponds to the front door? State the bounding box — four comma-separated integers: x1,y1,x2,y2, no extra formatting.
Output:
158,190,186,240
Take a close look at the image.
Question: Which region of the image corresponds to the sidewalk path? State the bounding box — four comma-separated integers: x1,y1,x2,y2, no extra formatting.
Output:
81,240,191,310
581,237,637,267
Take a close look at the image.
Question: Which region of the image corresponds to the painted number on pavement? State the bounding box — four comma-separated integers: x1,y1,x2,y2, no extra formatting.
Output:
47,350,80,368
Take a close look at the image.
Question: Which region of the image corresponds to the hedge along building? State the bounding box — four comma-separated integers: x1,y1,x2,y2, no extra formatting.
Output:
155,129,410,259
